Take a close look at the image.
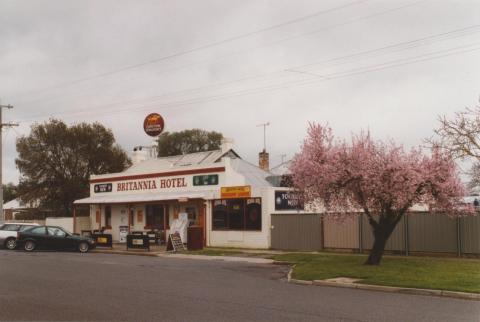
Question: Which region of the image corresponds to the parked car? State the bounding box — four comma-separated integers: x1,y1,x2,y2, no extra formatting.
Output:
0,222,40,250
17,225,96,253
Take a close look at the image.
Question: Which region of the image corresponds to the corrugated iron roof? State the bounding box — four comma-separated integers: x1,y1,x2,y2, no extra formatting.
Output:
123,149,238,175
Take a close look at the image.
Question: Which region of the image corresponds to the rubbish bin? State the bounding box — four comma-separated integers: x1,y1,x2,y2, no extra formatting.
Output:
187,226,203,250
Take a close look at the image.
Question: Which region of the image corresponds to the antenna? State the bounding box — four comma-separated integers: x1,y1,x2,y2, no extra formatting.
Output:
280,154,287,163
256,122,270,151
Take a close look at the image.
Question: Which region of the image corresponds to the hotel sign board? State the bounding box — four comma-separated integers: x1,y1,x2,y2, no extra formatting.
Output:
275,190,304,210
221,185,251,199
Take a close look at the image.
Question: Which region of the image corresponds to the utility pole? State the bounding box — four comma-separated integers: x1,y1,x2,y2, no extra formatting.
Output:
0,103,18,224
256,122,270,151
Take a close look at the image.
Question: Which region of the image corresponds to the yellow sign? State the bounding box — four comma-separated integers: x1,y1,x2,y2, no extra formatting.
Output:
132,239,144,245
97,237,108,244
221,185,251,199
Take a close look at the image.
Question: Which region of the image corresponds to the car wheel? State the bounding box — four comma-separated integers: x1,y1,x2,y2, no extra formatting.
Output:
5,238,17,250
78,242,89,253
24,240,36,252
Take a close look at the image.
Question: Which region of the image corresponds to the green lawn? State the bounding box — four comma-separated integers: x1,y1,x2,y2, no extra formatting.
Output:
273,253,480,293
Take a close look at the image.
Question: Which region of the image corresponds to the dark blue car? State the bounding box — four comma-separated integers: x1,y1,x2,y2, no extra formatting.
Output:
17,225,96,253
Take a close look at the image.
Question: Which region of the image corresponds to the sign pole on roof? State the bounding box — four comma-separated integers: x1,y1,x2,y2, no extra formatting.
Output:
143,113,165,137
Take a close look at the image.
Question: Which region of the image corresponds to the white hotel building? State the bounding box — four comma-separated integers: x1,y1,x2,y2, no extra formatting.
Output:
74,141,302,249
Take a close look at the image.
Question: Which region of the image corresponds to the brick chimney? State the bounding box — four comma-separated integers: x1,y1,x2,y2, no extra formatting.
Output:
259,149,269,171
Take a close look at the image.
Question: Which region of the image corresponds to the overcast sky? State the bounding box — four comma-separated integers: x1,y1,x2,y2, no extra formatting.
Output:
1,0,479,184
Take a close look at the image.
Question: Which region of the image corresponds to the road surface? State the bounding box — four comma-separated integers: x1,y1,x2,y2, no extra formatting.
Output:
0,251,478,321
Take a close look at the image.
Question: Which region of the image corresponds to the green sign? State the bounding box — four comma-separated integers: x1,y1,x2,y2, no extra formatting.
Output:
193,174,219,186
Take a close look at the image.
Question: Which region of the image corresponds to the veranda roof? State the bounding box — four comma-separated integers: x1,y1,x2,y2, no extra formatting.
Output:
74,190,213,205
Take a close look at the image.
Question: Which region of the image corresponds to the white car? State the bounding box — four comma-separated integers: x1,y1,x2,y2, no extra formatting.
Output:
0,222,40,250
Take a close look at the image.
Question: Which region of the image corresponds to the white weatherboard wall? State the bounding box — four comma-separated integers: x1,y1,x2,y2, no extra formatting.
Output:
46,217,74,233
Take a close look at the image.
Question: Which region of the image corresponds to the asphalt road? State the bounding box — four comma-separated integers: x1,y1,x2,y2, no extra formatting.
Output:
0,251,478,322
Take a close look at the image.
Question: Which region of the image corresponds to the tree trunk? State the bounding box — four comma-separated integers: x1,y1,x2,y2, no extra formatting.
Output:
364,231,389,265
364,214,401,265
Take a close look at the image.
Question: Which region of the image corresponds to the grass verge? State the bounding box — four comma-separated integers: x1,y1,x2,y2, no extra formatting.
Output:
273,253,480,293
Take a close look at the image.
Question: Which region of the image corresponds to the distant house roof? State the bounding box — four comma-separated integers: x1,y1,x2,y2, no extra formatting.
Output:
3,199,20,210
3,198,36,210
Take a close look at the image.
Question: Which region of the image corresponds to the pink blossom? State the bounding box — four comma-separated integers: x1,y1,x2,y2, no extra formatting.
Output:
290,123,471,220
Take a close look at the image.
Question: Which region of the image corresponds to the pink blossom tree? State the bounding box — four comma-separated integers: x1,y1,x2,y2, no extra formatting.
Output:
290,123,469,265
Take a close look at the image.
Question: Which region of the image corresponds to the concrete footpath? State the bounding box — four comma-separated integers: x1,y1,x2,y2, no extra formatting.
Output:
91,246,275,264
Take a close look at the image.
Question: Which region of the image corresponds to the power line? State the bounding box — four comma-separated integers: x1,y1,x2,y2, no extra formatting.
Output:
10,0,367,100
12,0,427,106
12,41,480,124
12,23,480,122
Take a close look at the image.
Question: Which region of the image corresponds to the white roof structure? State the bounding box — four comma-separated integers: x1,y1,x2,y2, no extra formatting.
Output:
230,158,274,188
3,199,21,210
74,191,213,204
126,150,230,173
90,149,240,181
3,198,35,210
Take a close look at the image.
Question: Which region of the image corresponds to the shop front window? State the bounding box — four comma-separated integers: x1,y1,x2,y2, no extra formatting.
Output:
212,198,261,231
246,199,262,230
212,200,227,229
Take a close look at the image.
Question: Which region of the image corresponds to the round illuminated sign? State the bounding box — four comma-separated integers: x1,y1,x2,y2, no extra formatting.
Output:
143,113,165,137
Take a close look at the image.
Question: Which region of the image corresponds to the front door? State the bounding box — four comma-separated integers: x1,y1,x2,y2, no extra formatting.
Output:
145,204,165,230
180,200,205,246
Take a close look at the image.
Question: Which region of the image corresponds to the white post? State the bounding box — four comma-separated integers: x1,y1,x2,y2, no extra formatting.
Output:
0,102,18,224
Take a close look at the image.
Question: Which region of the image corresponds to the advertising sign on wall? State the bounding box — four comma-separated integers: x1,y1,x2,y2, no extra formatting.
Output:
193,174,219,186
94,183,112,193
221,185,251,199
275,190,304,210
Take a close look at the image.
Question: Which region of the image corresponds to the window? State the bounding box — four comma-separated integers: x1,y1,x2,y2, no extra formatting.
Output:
212,200,227,229
212,198,262,231
246,199,262,230
19,225,36,232
105,205,112,228
47,227,67,237
146,204,165,229
0,224,20,231
186,206,197,226
29,227,47,235
228,199,244,230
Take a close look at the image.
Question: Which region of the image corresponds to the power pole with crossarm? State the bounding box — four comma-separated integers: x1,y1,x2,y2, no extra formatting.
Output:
0,103,19,223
